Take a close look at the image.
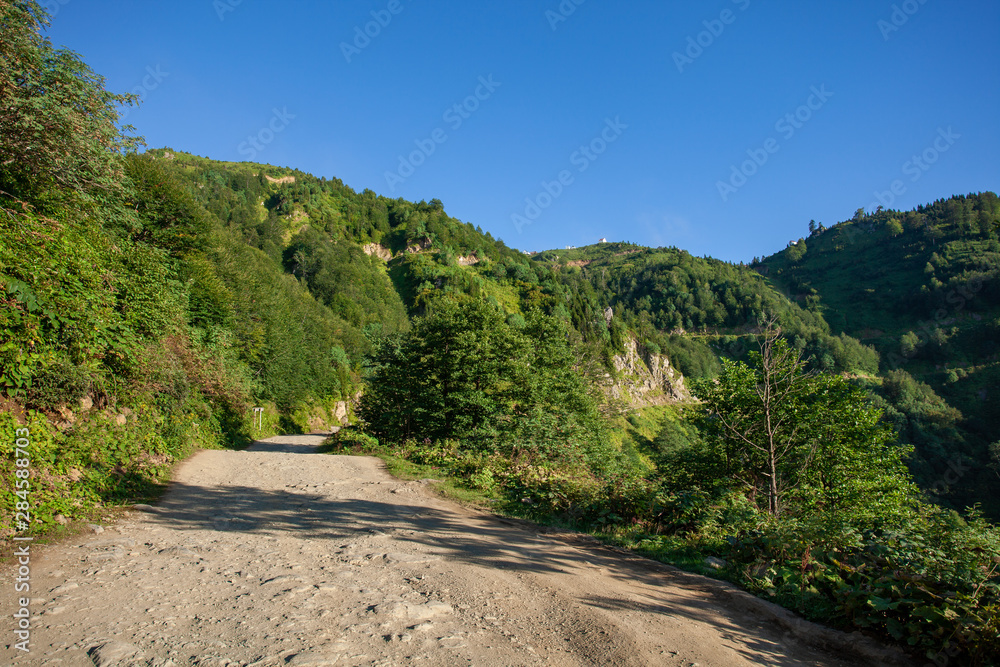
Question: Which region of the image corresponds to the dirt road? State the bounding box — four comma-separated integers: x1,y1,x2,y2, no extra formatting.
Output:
2,435,899,666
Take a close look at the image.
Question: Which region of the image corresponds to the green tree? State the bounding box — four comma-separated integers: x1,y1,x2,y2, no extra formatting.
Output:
124,154,210,254
356,332,415,439
0,1,141,206
785,239,807,262
693,326,912,520
359,297,601,460
899,330,920,358
360,297,529,442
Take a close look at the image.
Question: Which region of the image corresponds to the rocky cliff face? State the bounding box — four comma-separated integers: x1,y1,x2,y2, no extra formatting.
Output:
362,243,393,261
607,337,688,406
406,237,433,254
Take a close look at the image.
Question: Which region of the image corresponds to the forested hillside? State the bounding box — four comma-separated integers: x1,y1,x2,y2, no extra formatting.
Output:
530,243,880,378
1,3,363,531
760,197,1000,517
163,154,883,386
2,2,999,662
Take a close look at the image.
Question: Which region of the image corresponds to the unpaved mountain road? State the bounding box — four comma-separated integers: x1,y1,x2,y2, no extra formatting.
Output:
3,434,904,667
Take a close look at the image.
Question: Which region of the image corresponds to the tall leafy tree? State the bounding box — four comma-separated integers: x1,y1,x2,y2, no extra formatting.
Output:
359,297,602,462
360,297,530,442
0,0,141,206
693,326,913,522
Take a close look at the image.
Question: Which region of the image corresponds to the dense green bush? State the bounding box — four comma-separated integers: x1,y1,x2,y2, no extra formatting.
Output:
359,296,604,457
0,0,142,207
332,428,380,452
720,506,1000,665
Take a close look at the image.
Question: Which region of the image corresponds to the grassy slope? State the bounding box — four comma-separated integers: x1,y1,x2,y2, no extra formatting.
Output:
760,204,1000,415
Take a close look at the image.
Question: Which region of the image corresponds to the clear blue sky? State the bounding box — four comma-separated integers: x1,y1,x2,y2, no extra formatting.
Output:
46,0,999,262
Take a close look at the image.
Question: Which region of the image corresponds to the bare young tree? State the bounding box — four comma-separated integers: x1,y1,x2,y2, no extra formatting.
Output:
699,316,813,517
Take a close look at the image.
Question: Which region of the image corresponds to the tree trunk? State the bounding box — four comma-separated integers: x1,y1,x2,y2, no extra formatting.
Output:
768,446,780,516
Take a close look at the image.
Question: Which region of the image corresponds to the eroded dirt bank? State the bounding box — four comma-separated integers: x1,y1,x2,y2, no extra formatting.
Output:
3,435,892,666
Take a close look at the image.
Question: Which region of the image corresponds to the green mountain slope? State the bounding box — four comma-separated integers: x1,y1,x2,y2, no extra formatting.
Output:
531,243,879,379
147,150,1000,517
760,195,1000,514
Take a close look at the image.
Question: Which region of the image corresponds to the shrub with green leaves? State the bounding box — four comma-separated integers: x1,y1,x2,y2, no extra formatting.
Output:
359,296,605,461
664,331,1000,663
0,2,362,538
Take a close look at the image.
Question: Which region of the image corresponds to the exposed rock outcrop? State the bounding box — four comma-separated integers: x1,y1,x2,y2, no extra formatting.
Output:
333,401,350,425
608,337,688,406
362,243,393,261
406,237,433,254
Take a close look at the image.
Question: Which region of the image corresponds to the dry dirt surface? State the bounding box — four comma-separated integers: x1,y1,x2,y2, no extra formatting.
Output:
3,435,900,666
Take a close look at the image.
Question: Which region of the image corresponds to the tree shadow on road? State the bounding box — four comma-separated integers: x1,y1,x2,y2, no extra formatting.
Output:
143,457,851,667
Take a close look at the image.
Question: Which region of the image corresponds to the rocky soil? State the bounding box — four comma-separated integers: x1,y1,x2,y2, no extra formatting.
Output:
2,435,897,666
